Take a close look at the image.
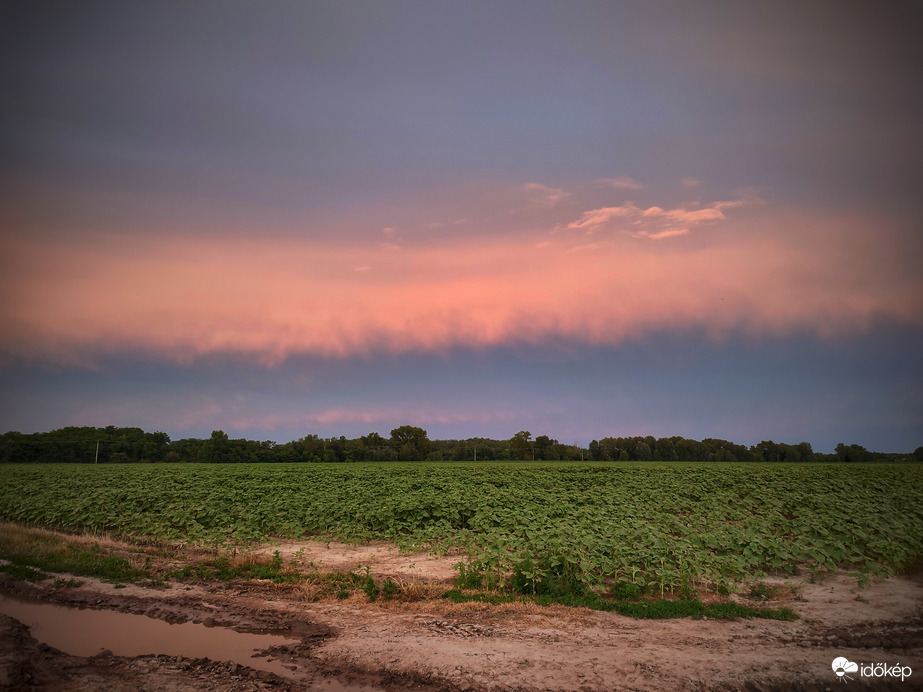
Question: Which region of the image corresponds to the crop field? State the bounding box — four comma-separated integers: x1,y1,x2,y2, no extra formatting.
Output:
1,462,921,596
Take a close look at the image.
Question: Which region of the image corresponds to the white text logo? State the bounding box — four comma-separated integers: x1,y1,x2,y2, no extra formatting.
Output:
832,657,912,683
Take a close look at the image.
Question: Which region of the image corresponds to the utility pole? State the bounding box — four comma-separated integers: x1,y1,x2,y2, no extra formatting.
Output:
95,440,99,464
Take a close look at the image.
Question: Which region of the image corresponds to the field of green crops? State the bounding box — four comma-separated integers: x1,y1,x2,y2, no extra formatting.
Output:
1,462,921,595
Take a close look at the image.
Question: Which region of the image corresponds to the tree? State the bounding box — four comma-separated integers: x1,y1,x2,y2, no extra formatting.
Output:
653,438,678,461
345,437,365,462
509,431,533,460
143,431,170,462
588,440,604,461
598,437,620,461
204,430,230,463
835,443,871,463
753,440,782,463
361,432,394,461
390,425,429,461
633,441,652,461
796,442,814,463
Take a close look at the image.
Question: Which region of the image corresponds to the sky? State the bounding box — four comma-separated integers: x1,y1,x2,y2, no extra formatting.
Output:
1,1,921,452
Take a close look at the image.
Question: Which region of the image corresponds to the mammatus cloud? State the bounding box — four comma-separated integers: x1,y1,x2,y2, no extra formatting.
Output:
595,176,643,190
0,205,919,367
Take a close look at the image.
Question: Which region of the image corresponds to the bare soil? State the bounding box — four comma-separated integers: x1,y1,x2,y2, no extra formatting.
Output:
2,536,922,691
254,539,463,583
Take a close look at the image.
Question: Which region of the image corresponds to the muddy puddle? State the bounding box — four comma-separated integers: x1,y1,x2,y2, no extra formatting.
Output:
0,591,302,677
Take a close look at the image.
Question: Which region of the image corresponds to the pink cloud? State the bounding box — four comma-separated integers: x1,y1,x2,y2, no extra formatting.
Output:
663,207,725,223
65,393,513,436
565,197,759,237
642,228,689,240
0,204,919,367
565,204,638,231
195,405,514,434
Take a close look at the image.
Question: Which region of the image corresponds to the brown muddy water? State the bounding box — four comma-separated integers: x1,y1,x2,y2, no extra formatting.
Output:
0,591,300,677
1,590,393,691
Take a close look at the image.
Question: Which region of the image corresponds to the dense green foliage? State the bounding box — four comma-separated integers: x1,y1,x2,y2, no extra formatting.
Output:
0,427,171,464
2,426,916,463
1,462,920,596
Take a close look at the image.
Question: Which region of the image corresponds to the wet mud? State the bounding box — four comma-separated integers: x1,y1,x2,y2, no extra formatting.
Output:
0,591,305,677
2,565,922,691
0,578,455,692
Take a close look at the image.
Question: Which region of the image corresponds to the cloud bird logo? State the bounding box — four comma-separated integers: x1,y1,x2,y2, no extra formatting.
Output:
832,657,858,683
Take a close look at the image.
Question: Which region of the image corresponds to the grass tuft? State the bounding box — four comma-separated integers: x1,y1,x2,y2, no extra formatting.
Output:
0,524,153,584
442,588,796,620
0,563,50,581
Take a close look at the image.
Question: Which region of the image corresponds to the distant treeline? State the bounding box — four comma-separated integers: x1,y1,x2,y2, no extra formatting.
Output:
1,426,920,464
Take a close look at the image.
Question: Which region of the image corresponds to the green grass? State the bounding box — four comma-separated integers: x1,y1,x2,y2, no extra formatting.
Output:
0,525,155,585
442,589,795,620
0,563,50,581
448,556,796,620
9,543,149,583
168,551,303,584
166,552,403,601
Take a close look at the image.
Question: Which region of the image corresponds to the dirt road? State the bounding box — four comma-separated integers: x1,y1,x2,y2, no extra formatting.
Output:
1,541,921,691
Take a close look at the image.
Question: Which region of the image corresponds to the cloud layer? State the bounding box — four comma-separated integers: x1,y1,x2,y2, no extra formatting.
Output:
2,199,919,369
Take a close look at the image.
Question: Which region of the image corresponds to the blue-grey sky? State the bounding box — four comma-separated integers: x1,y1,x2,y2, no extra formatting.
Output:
1,1,921,451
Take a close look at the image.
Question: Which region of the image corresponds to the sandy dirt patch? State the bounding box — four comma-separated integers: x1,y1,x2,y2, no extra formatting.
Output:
2,561,922,691
253,539,461,583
